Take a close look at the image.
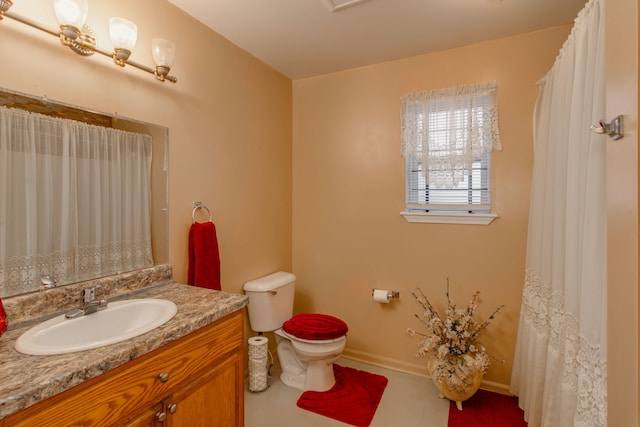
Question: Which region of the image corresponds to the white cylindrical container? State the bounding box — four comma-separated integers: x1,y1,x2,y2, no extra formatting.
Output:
248,336,270,392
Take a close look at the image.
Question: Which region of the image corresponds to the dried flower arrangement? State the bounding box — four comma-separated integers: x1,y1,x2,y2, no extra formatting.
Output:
407,281,504,394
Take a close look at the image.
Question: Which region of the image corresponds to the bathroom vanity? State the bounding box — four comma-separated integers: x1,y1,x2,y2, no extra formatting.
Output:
0,266,248,427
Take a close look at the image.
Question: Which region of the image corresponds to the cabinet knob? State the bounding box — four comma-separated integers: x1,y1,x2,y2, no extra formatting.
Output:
157,372,170,382
168,403,178,414
156,411,167,422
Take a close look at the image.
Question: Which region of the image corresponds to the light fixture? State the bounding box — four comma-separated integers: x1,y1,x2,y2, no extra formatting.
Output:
1,1,177,83
151,38,175,82
53,0,96,56
53,0,88,41
109,17,137,66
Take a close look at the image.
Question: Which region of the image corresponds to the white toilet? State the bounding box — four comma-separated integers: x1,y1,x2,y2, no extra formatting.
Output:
243,271,348,392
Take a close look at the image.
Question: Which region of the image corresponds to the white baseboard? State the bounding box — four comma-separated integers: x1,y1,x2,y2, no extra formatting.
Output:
341,348,430,378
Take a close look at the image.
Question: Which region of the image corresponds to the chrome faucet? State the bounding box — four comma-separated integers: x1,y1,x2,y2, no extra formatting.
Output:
65,286,108,319
40,275,57,290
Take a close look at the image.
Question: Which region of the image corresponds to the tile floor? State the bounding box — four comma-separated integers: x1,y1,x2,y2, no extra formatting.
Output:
244,357,450,427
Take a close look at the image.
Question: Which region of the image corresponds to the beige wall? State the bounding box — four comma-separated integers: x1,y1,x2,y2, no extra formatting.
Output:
292,26,571,390
606,0,639,424
0,0,293,298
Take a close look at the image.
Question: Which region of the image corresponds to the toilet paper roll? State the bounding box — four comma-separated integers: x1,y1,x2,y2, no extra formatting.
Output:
373,289,390,303
248,336,269,361
248,336,269,347
248,336,270,392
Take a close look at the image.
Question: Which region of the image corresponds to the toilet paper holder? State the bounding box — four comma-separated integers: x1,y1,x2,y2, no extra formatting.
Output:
372,289,400,299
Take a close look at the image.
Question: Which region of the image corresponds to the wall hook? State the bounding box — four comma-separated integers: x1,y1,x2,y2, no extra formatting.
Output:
591,115,624,141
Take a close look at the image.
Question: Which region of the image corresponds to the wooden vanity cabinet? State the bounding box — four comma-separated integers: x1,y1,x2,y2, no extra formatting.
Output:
125,356,241,427
2,310,245,427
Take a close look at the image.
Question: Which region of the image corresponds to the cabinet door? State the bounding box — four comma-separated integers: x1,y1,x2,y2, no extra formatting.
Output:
167,353,244,427
123,402,164,427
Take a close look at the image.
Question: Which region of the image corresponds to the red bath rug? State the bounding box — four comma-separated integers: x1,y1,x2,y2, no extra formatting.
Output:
296,364,388,427
447,389,527,427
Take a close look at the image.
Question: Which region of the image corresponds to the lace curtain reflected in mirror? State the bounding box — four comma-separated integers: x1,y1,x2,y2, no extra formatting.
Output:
0,89,168,298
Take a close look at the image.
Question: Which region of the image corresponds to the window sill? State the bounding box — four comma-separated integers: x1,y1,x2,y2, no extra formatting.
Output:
400,211,498,225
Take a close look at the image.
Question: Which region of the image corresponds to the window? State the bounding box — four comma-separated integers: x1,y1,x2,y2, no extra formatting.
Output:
400,82,501,224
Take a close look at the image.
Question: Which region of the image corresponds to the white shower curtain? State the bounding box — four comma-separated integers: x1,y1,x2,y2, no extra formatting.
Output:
0,107,154,296
510,0,607,426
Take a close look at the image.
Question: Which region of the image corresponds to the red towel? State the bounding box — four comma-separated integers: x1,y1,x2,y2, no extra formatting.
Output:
187,221,221,290
0,298,7,336
283,313,348,340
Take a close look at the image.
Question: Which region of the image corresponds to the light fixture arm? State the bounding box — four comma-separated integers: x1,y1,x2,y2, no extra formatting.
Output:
4,9,58,36
2,9,177,83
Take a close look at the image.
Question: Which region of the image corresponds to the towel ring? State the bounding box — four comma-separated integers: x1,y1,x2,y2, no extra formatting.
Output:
192,201,212,223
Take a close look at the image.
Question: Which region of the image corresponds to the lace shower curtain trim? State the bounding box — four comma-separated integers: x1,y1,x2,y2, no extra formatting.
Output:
401,81,502,189
521,270,607,426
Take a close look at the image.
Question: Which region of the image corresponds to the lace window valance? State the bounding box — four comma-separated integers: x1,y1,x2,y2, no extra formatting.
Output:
401,81,502,189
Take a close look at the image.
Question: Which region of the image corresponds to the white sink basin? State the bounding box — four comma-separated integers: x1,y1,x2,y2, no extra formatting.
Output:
15,299,178,355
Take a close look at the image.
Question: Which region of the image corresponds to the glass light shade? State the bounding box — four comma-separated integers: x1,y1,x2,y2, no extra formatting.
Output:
109,17,137,51
53,0,88,28
151,38,175,67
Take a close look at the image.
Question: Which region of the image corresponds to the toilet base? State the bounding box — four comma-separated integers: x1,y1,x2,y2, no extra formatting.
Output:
280,360,337,392
276,337,339,392
280,371,307,390
305,359,337,391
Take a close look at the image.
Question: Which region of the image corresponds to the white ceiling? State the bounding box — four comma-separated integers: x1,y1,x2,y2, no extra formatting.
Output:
168,0,587,80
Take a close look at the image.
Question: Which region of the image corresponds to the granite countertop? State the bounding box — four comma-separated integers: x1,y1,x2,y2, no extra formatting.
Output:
0,266,248,420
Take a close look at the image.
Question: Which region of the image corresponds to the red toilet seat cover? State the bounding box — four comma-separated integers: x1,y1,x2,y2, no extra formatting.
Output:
282,313,348,340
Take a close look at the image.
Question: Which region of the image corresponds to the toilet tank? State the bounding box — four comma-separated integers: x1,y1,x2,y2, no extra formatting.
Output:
243,271,296,333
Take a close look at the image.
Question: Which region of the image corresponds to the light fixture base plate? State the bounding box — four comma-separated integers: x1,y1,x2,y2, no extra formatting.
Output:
68,24,96,56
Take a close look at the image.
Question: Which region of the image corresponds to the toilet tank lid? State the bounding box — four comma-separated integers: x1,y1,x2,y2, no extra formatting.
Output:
243,271,296,292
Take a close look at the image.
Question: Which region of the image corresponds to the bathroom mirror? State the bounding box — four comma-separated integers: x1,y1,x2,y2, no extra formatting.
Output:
0,87,169,298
